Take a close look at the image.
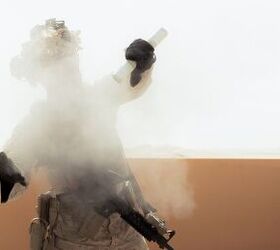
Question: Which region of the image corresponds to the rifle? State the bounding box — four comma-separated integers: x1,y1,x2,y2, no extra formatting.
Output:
80,168,176,249
93,180,176,250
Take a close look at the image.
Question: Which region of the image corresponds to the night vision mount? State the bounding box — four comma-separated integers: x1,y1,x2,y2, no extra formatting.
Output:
45,18,65,30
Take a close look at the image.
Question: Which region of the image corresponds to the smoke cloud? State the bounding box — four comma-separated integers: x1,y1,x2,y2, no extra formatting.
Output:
4,20,195,219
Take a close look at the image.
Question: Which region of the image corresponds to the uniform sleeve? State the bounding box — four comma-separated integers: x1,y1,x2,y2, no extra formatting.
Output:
113,66,153,104
94,66,153,106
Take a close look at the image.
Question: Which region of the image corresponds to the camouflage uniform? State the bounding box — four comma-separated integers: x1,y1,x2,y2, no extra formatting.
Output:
30,191,149,250
26,72,153,250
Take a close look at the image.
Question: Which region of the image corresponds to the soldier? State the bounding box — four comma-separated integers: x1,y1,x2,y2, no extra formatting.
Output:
0,19,157,249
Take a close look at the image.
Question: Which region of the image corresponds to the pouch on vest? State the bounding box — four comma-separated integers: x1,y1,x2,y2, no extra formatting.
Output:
29,218,48,250
29,192,52,250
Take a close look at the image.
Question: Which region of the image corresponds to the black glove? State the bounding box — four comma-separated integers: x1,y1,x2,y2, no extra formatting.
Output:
0,152,26,203
125,39,156,87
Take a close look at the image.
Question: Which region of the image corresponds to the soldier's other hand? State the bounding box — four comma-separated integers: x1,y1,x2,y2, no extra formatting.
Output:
125,39,156,87
0,152,27,203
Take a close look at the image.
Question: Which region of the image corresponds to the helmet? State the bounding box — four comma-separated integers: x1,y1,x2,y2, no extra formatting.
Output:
10,18,81,83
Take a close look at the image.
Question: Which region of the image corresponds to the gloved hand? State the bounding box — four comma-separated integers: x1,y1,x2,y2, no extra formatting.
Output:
0,152,26,203
125,39,156,87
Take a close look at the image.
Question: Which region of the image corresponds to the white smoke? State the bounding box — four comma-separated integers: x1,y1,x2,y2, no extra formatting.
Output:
5,20,124,188
4,20,195,218
131,159,195,219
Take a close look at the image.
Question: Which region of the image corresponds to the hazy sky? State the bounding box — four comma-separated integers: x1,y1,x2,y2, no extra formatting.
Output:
1,0,280,154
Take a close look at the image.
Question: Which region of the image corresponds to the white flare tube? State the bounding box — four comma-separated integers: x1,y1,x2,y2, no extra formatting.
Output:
114,28,168,83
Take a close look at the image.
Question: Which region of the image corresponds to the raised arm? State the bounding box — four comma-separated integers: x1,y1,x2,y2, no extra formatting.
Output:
105,29,168,105
111,38,156,104
93,29,167,105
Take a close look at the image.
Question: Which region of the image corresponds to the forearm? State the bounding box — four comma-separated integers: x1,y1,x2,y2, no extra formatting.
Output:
113,66,153,104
